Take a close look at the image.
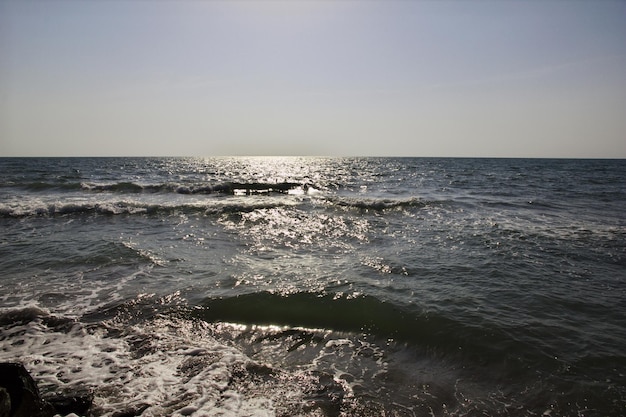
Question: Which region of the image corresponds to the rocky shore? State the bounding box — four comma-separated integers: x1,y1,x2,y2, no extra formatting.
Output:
0,363,93,417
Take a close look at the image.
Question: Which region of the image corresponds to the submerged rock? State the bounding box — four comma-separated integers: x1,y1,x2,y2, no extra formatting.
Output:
110,403,150,417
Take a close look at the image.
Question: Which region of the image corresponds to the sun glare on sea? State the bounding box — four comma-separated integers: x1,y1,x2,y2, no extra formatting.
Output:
199,156,329,192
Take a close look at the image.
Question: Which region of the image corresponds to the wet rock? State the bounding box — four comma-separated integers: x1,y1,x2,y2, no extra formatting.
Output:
41,315,78,334
0,363,53,417
0,387,11,417
0,363,94,417
44,390,93,416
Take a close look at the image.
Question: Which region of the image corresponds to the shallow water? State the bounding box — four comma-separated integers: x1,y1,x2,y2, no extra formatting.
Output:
1,157,625,416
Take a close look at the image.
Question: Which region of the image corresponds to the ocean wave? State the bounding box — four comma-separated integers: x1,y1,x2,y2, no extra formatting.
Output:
0,193,437,219
176,181,314,196
7,181,85,191
1,302,429,417
0,308,322,417
325,196,432,211
0,305,77,331
0,305,51,326
1,299,620,417
0,201,149,217
6,180,316,196
0,199,296,218
193,291,540,367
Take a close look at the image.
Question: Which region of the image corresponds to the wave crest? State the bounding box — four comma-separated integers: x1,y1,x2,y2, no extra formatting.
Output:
10,181,316,196
328,196,428,211
0,199,295,218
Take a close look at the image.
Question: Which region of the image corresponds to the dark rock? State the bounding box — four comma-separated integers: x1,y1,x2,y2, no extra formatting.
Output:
0,362,94,417
45,390,94,416
41,315,78,334
0,363,53,417
0,387,11,417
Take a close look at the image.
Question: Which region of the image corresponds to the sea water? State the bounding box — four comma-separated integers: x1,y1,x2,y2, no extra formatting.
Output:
0,157,624,416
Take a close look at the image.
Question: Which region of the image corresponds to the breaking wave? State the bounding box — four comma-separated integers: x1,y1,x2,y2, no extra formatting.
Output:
5,180,316,196
0,199,299,218
327,196,431,211
0,195,444,218
194,291,546,370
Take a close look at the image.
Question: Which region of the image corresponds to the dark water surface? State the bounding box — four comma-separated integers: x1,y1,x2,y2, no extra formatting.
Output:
1,157,624,416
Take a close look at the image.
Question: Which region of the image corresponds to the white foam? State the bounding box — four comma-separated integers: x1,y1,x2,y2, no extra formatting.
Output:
0,311,312,417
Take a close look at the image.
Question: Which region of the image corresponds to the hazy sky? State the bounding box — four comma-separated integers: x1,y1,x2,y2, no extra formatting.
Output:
1,0,625,157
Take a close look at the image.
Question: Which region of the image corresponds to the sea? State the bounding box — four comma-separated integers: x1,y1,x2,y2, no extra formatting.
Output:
0,157,624,417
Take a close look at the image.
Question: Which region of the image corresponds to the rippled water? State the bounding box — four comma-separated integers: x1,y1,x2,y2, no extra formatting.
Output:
1,157,625,416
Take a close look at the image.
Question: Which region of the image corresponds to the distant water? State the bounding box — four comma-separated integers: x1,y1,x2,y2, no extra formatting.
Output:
1,157,624,416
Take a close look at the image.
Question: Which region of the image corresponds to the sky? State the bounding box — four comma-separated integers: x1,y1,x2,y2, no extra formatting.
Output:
1,0,625,157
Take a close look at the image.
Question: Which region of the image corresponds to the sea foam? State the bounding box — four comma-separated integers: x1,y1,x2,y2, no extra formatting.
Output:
0,308,311,417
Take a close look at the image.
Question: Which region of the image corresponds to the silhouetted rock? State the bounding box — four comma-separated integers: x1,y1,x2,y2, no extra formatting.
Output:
0,363,52,417
0,362,94,417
